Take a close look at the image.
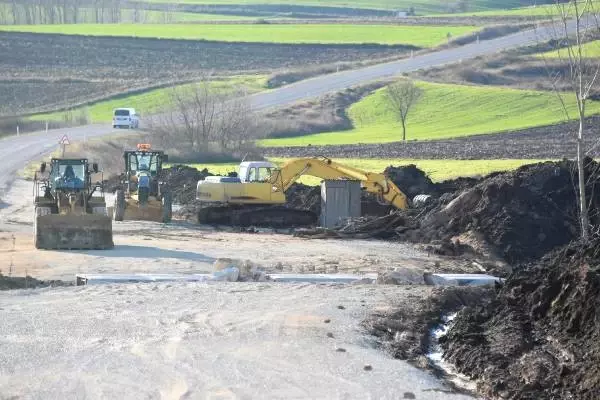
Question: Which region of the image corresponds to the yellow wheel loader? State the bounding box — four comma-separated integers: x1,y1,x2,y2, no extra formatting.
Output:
195,157,409,227
112,144,172,223
33,158,114,250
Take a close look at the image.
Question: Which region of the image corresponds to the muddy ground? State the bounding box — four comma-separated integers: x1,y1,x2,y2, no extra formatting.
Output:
177,160,599,271
441,239,600,400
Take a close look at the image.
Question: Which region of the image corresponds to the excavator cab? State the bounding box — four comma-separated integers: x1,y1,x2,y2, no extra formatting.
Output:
111,144,172,223
33,158,113,249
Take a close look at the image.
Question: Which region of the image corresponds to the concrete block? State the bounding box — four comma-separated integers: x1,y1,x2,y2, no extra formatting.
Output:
320,180,361,228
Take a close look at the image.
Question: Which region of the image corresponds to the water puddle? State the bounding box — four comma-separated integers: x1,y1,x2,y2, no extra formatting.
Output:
427,313,478,393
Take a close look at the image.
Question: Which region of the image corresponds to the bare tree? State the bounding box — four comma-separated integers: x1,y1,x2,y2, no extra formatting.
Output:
150,75,257,155
540,0,600,240
383,79,422,141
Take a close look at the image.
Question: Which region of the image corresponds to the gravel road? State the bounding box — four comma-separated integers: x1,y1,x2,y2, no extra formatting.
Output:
0,282,476,399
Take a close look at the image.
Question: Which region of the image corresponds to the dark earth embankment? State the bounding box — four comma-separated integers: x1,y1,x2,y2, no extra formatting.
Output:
262,116,600,160
441,239,600,399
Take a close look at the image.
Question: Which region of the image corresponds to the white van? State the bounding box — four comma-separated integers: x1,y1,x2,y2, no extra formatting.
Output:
112,108,139,129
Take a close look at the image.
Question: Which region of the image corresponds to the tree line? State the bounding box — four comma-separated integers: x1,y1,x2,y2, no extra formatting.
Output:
0,1,175,24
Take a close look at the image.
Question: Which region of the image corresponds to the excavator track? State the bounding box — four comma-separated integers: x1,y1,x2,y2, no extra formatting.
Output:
198,205,317,228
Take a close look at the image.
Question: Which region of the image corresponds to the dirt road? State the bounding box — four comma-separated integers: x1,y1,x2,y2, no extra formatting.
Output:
0,283,476,399
0,179,483,398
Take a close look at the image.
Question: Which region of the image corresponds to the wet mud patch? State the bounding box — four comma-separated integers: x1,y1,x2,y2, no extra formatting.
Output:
363,286,491,366
441,239,600,399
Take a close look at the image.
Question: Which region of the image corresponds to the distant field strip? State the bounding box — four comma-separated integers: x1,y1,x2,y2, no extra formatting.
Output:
184,158,551,184
0,24,479,47
30,75,266,123
143,0,528,14
261,81,600,147
540,40,600,58
440,1,600,17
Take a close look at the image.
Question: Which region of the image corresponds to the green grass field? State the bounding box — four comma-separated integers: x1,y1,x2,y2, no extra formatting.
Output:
0,24,478,47
143,0,527,14
30,75,267,124
539,40,600,59
181,158,551,185
260,81,600,147
436,3,557,17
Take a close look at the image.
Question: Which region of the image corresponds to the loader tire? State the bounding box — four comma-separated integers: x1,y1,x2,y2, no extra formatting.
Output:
114,190,125,221
162,191,172,223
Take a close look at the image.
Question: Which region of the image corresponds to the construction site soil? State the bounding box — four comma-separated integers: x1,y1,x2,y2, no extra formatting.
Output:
167,159,600,269
441,239,600,399
262,116,600,160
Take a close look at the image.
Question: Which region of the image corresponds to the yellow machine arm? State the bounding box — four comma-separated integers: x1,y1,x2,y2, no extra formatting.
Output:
268,157,409,210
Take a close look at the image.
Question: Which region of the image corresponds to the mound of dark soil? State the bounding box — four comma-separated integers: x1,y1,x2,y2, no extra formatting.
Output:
441,240,600,399
384,164,438,200
161,165,214,204
286,183,321,215
405,159,600,265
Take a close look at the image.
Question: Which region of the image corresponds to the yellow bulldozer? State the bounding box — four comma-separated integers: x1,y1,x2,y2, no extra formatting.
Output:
195,157,409,227
33,158,113,249
112,144,172,223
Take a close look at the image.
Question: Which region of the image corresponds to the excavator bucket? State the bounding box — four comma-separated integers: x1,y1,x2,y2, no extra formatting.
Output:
34,214,114,250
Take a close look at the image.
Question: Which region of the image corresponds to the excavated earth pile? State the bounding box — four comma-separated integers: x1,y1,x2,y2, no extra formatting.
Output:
399,159,600,265
160,165,214,204
440,240,600,400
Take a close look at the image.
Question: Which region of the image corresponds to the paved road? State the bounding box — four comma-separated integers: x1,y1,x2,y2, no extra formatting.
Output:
0,21,566,199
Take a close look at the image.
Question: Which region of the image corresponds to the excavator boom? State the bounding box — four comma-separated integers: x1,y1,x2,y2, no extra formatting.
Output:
269,157,409,210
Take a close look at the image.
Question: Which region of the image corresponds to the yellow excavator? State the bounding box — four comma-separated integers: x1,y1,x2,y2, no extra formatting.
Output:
195,157,409,227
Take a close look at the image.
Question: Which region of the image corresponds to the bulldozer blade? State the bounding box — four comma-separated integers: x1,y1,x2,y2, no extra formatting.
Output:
35,214,114,250
122,199,164,222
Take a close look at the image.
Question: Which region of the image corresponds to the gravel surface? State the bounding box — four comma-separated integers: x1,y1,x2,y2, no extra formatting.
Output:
0,283,476,399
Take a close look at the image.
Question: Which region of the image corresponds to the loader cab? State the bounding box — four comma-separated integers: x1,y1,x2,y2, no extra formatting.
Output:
238,161,277,183
43,158,97,192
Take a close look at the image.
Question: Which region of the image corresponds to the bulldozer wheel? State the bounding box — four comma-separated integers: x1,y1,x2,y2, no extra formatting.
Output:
162,191,172,223
114,190,125,221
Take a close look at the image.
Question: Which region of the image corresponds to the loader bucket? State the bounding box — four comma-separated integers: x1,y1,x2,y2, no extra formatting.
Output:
34,214,114,250
122,198,164,222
